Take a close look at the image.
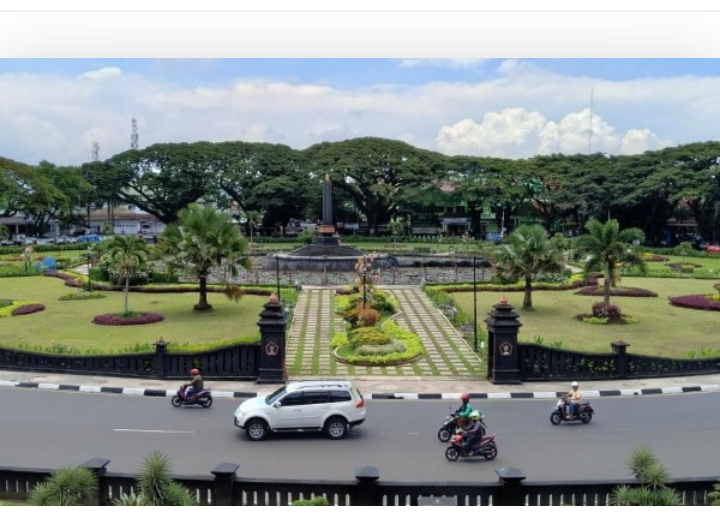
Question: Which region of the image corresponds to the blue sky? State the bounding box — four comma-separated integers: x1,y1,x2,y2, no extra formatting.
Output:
1,58,719,166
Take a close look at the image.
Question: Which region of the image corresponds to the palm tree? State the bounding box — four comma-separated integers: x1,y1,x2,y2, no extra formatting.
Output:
388,218,404,254
492,224,565,309
104,235,150,314
27,466,97,506
158,203,251,311
113,451,196,506
245,210,261,245
574,219,648,305
610,445,682,506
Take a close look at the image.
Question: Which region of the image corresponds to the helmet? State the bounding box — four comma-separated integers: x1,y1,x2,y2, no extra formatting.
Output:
469,410,481,420
460,393,470,402
191,368,200,376
571,381,578,387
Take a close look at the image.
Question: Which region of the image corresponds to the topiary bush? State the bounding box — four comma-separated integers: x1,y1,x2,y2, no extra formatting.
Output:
356,307,380,327
348,327,392,347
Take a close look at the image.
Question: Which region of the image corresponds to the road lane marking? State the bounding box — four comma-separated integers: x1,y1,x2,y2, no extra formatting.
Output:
113,429,195,434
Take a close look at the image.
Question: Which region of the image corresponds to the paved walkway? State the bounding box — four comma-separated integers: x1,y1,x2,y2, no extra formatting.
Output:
286,287,484,377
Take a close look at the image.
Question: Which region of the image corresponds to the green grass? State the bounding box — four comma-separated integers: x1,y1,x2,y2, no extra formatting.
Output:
0,276,267,353
452,276,720,358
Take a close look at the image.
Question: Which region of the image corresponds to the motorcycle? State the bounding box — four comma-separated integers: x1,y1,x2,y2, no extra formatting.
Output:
171,385,213,408
437,408,485,442
445,432,498,461
550,397,593,424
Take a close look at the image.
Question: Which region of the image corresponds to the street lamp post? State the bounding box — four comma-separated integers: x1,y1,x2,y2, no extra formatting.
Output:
86,246,92,294
362,256,368,309
275,256,281,304
473,255,478,353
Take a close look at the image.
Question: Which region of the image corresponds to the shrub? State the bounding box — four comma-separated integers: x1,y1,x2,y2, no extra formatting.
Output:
356,307,380,327
149,271,179,284
27,466,98,506
291,496,330,506
592,302,622,321
348,327,391,347
610,445,682,506
354,342,407,356
11,303,45,316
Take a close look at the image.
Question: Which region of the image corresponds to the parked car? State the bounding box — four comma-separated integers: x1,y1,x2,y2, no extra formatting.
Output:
53,235,78,244
234,380,366,441
77,234,103,243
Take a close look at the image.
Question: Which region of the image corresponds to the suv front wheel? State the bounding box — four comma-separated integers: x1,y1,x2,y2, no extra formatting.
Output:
324,416,348,440
246,418,269,441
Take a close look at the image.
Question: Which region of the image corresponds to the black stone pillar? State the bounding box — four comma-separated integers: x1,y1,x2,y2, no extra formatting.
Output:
611,340,629,379
80,458,110,505
257,293,288,384
154,338,167,378
495,467,527,506
354,466,380,506
211,462,239,506
485,295,522,384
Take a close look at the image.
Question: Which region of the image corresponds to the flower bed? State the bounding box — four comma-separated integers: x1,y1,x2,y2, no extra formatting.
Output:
574,286,657,297
0,300,45,317
92,312,165,326
668,294,720,311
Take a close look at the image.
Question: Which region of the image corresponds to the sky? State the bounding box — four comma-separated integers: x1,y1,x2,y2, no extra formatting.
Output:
1,58,720,166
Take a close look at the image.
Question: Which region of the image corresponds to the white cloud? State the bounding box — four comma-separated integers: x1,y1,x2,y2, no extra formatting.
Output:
437,108,672,158
80,67,122,80
2,61,720,166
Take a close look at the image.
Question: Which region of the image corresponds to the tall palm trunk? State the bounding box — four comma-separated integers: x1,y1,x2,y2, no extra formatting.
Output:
195,274,212,311
523,275,533,308
124,274,130,313
604,263,612,304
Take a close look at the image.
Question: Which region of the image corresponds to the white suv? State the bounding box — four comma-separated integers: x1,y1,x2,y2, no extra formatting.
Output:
234,380,366,441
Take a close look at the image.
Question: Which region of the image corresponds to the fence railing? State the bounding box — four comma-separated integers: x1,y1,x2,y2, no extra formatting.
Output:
0,341,260,380
518,341,720,381
0,459,715,506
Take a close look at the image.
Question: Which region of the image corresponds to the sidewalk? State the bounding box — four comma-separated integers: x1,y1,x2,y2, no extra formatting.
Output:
1,368,719,401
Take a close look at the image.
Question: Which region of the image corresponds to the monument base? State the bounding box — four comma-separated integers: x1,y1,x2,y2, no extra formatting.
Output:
257,367,287,384
491,369,522,385
314,235,340,246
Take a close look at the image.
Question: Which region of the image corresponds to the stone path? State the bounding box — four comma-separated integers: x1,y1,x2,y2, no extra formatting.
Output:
286,287,485,378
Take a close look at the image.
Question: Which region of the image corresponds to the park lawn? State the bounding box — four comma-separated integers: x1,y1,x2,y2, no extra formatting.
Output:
0,276,266,353
641,253,720,272
452,277,720,358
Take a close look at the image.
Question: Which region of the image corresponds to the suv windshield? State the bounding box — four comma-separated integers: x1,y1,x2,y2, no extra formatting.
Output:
265,386,287,405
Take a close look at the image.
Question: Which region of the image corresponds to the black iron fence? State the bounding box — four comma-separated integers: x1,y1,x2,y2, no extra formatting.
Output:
0,459,714,506
519,340,720,381
0,341,260,380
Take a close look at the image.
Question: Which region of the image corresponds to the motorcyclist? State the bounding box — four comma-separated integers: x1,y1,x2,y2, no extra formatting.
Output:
463,410,485,451
183,368,204,401
455,393,473,428
565,381,582,418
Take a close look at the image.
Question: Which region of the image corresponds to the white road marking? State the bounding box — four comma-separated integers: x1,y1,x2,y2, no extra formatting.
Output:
113,428,194,434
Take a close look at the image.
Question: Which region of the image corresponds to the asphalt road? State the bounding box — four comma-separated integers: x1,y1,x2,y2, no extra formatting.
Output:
3,389,719,484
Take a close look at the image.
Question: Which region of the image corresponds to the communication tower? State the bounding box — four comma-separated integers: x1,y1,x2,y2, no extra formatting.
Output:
131,117,139,149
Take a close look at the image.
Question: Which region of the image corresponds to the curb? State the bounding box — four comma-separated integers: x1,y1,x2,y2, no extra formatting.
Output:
2,380,719,400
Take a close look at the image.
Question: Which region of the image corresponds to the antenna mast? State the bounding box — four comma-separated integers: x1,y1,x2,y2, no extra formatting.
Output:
91,141,100,161
131,117,139,149
588,88,594,154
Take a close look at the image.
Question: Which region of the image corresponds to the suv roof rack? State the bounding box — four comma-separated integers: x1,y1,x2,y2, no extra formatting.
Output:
287,380,352,390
